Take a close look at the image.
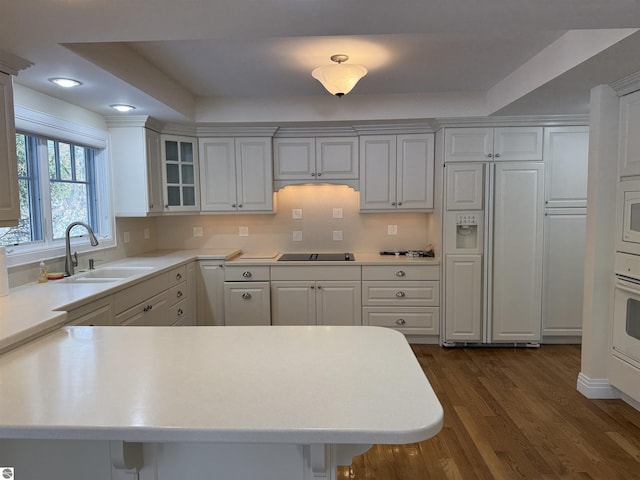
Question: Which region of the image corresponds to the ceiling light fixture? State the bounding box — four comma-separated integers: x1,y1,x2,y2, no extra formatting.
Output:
49,77,82,88
312,54,367,98
110,104,136,113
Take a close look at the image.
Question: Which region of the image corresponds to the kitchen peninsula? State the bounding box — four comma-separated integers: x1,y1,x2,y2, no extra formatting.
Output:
0,325,443,480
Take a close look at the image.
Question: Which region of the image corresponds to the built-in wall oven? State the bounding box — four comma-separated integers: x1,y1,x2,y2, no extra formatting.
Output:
613,253,640,368
617,179,640,256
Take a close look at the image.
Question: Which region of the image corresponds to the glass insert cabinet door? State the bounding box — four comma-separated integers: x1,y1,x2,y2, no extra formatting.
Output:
161,135,200,211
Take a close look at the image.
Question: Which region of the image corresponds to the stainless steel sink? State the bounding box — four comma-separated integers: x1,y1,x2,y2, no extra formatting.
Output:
62,266,154,283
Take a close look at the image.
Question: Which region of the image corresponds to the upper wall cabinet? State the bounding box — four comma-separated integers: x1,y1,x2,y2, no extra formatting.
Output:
273,137,358,188
544,126,589,208
444,127,543,162
199,137,273,213
109,123,164,216
161,135,200,212
0,73,19,227
619,89,640,177
359,134,434,211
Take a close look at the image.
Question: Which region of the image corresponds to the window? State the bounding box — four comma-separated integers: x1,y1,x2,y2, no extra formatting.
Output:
0,131,113,264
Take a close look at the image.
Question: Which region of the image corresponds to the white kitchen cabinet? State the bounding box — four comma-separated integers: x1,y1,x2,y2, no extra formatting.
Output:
445,163,484,210
544,126,589,208
197,261,225,326
270,266,362,326
359,133,434,211
271,280,362,326
224,282,271,326
66,296,113,326
0,72,19,227
108,120,164,216
619,89,640,177
273,137,358,182
161,134,200,212
542,210,586,337
199,137,273,212
116,291,170,326
361,264,440,337
444,255,482,342
491,162,544,343
444,127,543,163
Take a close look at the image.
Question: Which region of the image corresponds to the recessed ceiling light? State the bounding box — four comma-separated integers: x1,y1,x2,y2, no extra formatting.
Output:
49,77,82,88
110,104,136,112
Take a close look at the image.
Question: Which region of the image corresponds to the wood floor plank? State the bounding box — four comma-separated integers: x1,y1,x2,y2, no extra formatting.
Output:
338,345,640,480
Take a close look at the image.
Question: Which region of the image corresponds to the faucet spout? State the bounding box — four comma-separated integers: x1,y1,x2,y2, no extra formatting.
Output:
64,222,99,277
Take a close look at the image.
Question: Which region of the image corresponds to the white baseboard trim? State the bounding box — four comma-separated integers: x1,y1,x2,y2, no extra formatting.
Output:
576,372,621,399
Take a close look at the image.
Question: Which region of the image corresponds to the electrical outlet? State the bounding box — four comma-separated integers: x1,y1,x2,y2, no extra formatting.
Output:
332,208,343,219
123,231,130,243
292,208,303,219
292,231,303,242
239,226,249,237
332,230,343,241
193,226,204,237
387,224,398,235
143,228,150,240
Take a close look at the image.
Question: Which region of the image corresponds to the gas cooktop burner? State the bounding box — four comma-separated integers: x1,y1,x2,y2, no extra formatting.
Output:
278,253,354,262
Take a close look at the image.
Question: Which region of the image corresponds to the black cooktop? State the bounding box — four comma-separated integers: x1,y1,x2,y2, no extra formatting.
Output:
278,253,354,262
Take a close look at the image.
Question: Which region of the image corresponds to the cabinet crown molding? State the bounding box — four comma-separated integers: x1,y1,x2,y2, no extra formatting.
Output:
434,114,589,128
105,115,165,132
0,50,33,76
196,125,279,137
610,70,640,97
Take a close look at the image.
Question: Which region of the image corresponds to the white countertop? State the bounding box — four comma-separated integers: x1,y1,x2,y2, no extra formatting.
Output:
0,325,443,445
0,249,240,353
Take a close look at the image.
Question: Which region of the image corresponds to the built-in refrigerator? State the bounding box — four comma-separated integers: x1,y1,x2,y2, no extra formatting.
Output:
441,128,545,345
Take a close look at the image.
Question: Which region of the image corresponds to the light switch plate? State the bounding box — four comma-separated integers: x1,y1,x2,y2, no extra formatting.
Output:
333,230,343,241
239,226,249,237
123,231,130,243
292,208,303,219
143,228,150,240
387,224,398,235
293,231,303,241
332,208,343,219
193,226,204,237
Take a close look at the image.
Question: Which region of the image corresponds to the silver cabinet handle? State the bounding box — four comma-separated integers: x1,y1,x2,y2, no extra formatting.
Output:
176,273,183,281
395,291,406,298
310,285,315,289
311,173,316,177
242,271,252,278
495,153,501,158
143,304,153,312
238,204,243,208
177,308,184,316
396,318,406,326
242,292,252,300
396,270,406,277
398,202,402,206
176,290,183,299
317,172,322,177
231,204,236,208
317,285,322,289
487,153,493,158
391,202,396,206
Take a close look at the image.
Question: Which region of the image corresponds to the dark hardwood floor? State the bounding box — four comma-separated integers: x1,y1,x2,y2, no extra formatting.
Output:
338,344,640,479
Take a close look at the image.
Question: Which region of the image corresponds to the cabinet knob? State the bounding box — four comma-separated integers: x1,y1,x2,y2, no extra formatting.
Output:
311,173,316,177
176,273,182,281
177,308,184,316
242,292,252,300
177,290,183,299
242,271,253,278
396,270,406,277
395,291,406,298
149,204,154,208
396,318,406,326
391,202,396,206
494,153,501,158
487,153,493,158
310,285,315,289
317,172,322,177
398,202,402,206
317,285,322,289
238,204,243,208
232,204,236,208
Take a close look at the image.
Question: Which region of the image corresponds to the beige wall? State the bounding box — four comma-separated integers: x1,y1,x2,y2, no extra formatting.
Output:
156,185,435,254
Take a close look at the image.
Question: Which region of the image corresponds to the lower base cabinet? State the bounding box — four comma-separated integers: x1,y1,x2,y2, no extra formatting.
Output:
66,297,113,326
223,282,271,325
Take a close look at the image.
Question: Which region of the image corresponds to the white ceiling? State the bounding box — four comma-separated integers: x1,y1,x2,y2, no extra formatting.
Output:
2,0,640,124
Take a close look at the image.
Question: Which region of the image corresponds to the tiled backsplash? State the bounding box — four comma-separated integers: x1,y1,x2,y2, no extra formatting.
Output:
156,185,434,253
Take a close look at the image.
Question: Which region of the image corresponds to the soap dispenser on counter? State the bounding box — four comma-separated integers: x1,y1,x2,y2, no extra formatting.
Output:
38,260,48,283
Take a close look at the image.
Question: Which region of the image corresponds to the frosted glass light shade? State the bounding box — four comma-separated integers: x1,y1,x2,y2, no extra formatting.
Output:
312,63,368,97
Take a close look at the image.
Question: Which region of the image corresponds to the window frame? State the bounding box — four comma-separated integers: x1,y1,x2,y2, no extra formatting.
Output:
3,106,115,268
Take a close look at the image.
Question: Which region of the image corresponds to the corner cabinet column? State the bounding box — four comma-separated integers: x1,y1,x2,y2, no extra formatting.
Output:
0,72,19,226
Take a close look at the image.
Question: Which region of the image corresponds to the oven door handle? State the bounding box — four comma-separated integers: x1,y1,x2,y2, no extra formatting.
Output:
615,280,640,295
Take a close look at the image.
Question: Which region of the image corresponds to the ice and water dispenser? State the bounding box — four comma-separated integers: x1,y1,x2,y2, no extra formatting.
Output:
455,213,480,250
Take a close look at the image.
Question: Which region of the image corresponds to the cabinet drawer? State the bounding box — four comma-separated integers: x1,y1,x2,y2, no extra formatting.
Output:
225,265,270,281
114,273,169,314
362,265,439,281
271,265,361,281
363,306,439,334
362,281,439,306
116,291,169,326
168,265,187,287
168,281,187,307
170,299,190,325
